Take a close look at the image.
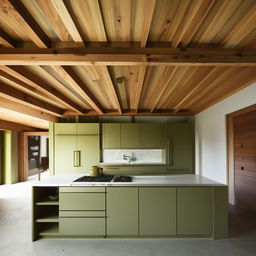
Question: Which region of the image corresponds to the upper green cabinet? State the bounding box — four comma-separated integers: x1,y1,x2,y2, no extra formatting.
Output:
167,123,193,171
102,123,165,149
102,124,121,149
140,124,165,149
55,123,99,135
121,124,140,149
55,123,76,135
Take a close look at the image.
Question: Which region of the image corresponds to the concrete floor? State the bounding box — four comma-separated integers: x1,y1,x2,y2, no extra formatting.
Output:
0,181,256,256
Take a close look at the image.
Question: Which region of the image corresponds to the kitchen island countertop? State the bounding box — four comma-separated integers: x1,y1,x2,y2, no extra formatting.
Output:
32,174,226,187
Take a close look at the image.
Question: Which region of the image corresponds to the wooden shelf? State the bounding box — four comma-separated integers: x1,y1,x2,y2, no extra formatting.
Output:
36,201,59,206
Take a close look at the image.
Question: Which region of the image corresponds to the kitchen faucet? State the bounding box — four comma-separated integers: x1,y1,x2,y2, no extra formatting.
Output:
123,153,136,163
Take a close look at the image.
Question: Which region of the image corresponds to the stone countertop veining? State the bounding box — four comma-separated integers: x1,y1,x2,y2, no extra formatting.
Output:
32,174,226,187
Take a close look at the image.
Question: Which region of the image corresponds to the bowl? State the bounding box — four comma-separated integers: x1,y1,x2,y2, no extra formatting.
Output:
48,195,58,201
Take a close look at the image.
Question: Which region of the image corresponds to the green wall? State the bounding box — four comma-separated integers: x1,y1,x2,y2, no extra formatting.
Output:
1,131,19,184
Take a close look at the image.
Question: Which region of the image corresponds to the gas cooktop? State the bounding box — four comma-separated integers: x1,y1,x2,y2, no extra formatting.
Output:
73,175,132,183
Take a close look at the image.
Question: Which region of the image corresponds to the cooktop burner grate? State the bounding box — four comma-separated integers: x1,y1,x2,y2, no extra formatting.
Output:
113,176,132,182
73,175,114,182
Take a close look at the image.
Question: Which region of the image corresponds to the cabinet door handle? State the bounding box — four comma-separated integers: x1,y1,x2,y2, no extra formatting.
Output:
76,150,81,167
167,137,173,165
73,151,77,167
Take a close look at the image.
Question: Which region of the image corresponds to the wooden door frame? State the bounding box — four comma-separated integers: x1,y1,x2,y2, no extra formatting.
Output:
226,104,256,205
18,131,48,182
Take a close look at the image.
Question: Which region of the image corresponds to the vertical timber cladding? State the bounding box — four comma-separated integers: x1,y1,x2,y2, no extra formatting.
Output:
234,109,256,213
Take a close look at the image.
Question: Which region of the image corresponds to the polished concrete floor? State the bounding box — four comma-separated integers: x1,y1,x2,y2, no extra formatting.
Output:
0,181,256,256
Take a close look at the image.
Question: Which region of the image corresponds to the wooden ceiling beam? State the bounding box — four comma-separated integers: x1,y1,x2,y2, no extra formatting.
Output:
141,0,156,47
96,66,122,114
133,66,147,113
0,119,43,132
0,97,59,123
50,0,83,43
80,109,193,116
51,66,104,114
3,0,51,48
0,82,64,116
3,66,85,114
0,27,15,48
0,47,256,66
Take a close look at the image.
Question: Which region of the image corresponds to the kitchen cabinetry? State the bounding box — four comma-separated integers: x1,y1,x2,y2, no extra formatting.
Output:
102,123,121,149
166,123,193,172
59,187,106,236
53,123,100,174
121,124,140,148
32,184,227,240
106,187,138,235
140,124,165,149
139,187,176,235
177,187,212,235
102,123,165,149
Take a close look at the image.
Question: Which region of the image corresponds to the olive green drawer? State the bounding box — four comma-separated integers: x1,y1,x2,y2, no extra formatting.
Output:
59,218,105,235
60,187,105,193
59,193,105,210
59,211,105,217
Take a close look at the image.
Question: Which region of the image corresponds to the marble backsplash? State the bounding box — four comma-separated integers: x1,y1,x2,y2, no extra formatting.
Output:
103,149,164,164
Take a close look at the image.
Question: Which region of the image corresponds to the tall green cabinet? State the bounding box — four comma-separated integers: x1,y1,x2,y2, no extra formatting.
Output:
52,123,100,174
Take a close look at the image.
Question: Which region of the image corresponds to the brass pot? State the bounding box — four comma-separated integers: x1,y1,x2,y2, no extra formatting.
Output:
90,166,103,177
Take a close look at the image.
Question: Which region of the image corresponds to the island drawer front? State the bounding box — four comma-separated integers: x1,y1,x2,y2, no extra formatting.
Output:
59,193,105,210
59,218,105,235
59,187,105,193
59,211,105,217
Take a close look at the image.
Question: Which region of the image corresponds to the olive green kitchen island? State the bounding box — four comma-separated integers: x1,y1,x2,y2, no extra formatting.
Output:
32,174,228,241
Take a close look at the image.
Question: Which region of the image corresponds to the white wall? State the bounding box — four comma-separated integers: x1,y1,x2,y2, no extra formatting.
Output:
195,83,256,203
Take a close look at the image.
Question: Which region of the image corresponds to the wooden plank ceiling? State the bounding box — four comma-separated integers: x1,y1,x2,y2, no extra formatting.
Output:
0,0,256,129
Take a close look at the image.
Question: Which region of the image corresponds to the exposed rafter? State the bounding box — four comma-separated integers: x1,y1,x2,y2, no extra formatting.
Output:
0,96,59,123
96,66,122,114
2,0,51,48
140,0,156,47
0,81,64,116
50,0,83,42
0,47,256,66
0,119,43,132
51,66,104,114
133,66,147,113
0,27,15,48
1,66,85,114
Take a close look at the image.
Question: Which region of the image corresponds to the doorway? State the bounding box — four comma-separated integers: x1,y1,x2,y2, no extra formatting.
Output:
19,132,49,181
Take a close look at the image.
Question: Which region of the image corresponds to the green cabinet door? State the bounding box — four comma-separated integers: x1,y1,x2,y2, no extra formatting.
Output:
55,123,76,134
167,123,193,171
77,123,99,135
77,135,100,173
121,124,140,149
177,187,212,235
102,124,121,149
107,187,138,235
139,187,176,235
140,124,165,149
54,135,77,174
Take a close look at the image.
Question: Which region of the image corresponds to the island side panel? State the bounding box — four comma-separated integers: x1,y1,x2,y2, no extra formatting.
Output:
213,186,228,239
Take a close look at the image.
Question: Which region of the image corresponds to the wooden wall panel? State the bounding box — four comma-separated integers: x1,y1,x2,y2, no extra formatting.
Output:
234,109,256,213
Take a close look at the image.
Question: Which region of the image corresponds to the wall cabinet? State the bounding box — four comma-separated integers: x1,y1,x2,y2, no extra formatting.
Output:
102,123,165,149
106,187,138,235
102,124,121,149
139,187,176,235
167,123,193,172
140,124,165,149
177,187,212,235
121,124,141,149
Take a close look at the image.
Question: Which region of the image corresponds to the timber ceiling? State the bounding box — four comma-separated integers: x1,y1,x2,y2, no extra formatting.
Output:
0,0,256,129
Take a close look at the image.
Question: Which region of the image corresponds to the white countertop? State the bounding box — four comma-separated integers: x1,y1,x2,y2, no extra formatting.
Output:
33,174,226,187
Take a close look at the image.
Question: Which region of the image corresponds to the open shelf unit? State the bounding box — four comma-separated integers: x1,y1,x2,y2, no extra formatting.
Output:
32,186,59,240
